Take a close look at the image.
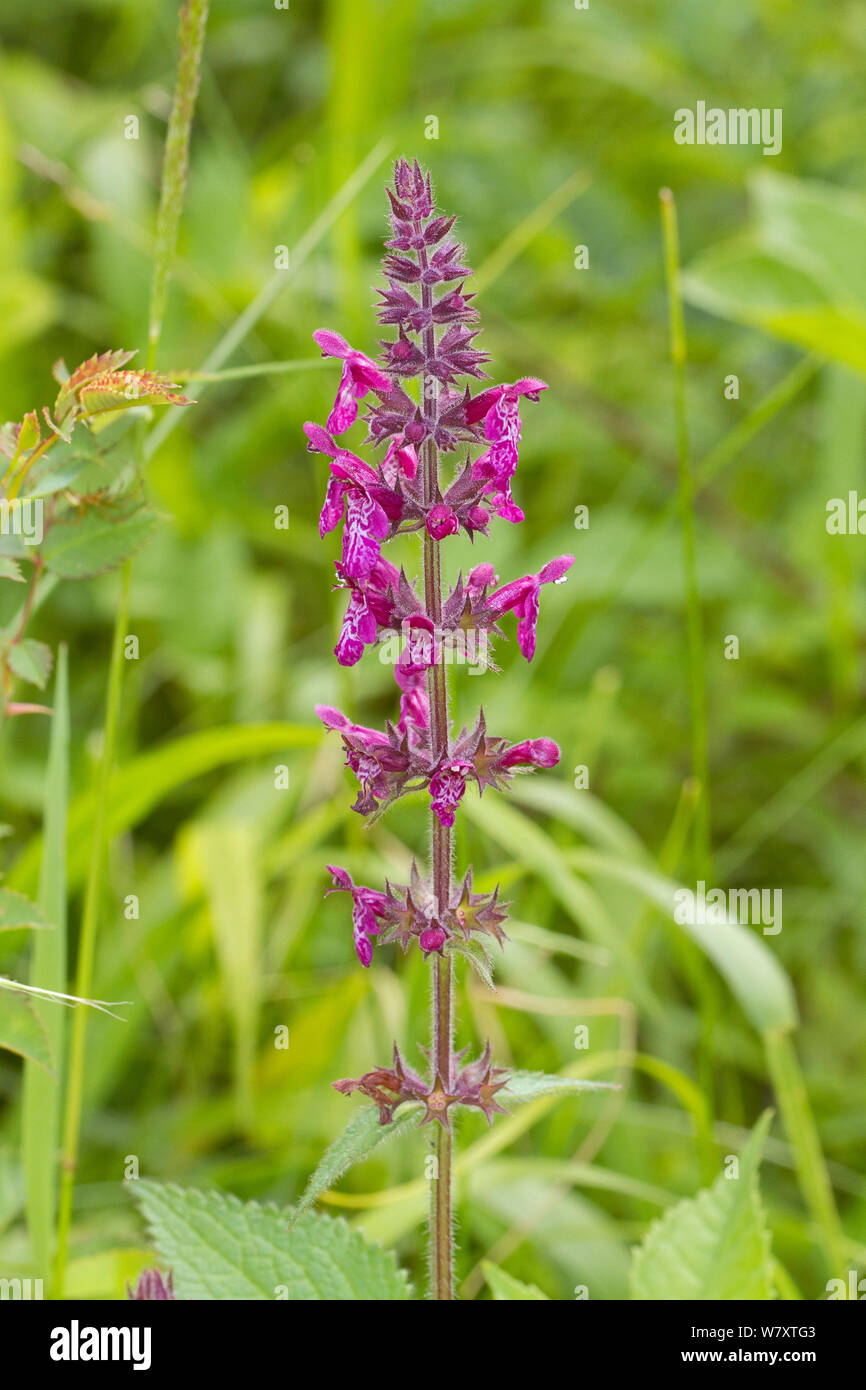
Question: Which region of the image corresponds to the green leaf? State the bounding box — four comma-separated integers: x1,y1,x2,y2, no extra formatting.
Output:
133,1181,412,1300
565,849,798,1035
7,638,53,690
448,935,497,990
629,1112,775,1300
483,1261,549,1300
502,1070,620,1104
0,889,51,932
21,434,127,499
189,821,262,1123
294,1103,422,1222
684,172,866,375
23,644,69,1276
0,989,54,1072
10,723,320,900
0,556,24,582
39,505,158,579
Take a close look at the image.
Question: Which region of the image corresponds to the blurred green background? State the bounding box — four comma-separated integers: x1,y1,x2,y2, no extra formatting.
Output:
0,0,864,1299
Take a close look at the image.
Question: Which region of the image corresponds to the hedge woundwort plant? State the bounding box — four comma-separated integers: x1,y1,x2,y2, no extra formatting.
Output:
307,159,573,1299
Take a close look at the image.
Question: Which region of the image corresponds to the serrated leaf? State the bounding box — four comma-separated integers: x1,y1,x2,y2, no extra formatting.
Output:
0,557,24,582
0,889,51,931
0,989,54,1072
53,349,137,423
78,370,193,419
294,1102,422,1222
483,1261,549,1300
40,506,158,579
449,935,497,990
501,1070,620,1104
133,1181,412,1300
7,639,53,690
629,1112,775,1300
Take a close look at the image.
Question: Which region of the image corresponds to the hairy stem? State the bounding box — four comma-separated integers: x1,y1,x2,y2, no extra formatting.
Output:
423,432,455,1300
419,231,455,1291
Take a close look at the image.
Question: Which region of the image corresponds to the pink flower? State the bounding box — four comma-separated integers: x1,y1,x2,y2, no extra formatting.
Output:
313,329,392,434
466,563,497,602
487,554,574,661
316,704,411,816
381,433,418,485
425,503,459,540
467,378,548,523
429,759,474,828
500,737,560,770
394,617,433,745
305,423,402,580
326,864,390,967
334,557,400,667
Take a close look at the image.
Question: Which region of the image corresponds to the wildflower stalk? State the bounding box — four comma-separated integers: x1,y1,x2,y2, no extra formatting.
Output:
311,159,573,1300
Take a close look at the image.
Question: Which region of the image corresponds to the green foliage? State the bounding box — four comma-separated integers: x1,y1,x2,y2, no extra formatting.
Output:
685,174,866,374
630,1113,775,1301
483,1261,549,1300
0,889,50,931
133,1181,412,1300
0,988,54,1072
0,0,860,1302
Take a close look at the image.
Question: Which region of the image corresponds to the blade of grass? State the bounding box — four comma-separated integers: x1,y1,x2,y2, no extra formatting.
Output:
148,0,211,368
52,2,212,1298
22,644,69,1280
659,187,711,878
51,567,129,1296
659,187,721,1126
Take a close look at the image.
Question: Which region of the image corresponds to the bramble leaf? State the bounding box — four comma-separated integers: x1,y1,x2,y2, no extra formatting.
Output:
0,889,52,931
7,639,53,690
40,505,158,579
133,1181,412,1300
0,989,54,1073
0,557,24,583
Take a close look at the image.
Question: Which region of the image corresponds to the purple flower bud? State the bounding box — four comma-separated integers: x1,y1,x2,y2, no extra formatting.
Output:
127,1268,175,1300
425,504,459,540
487,554,575,660
419,925,447,956
500,737,561,770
